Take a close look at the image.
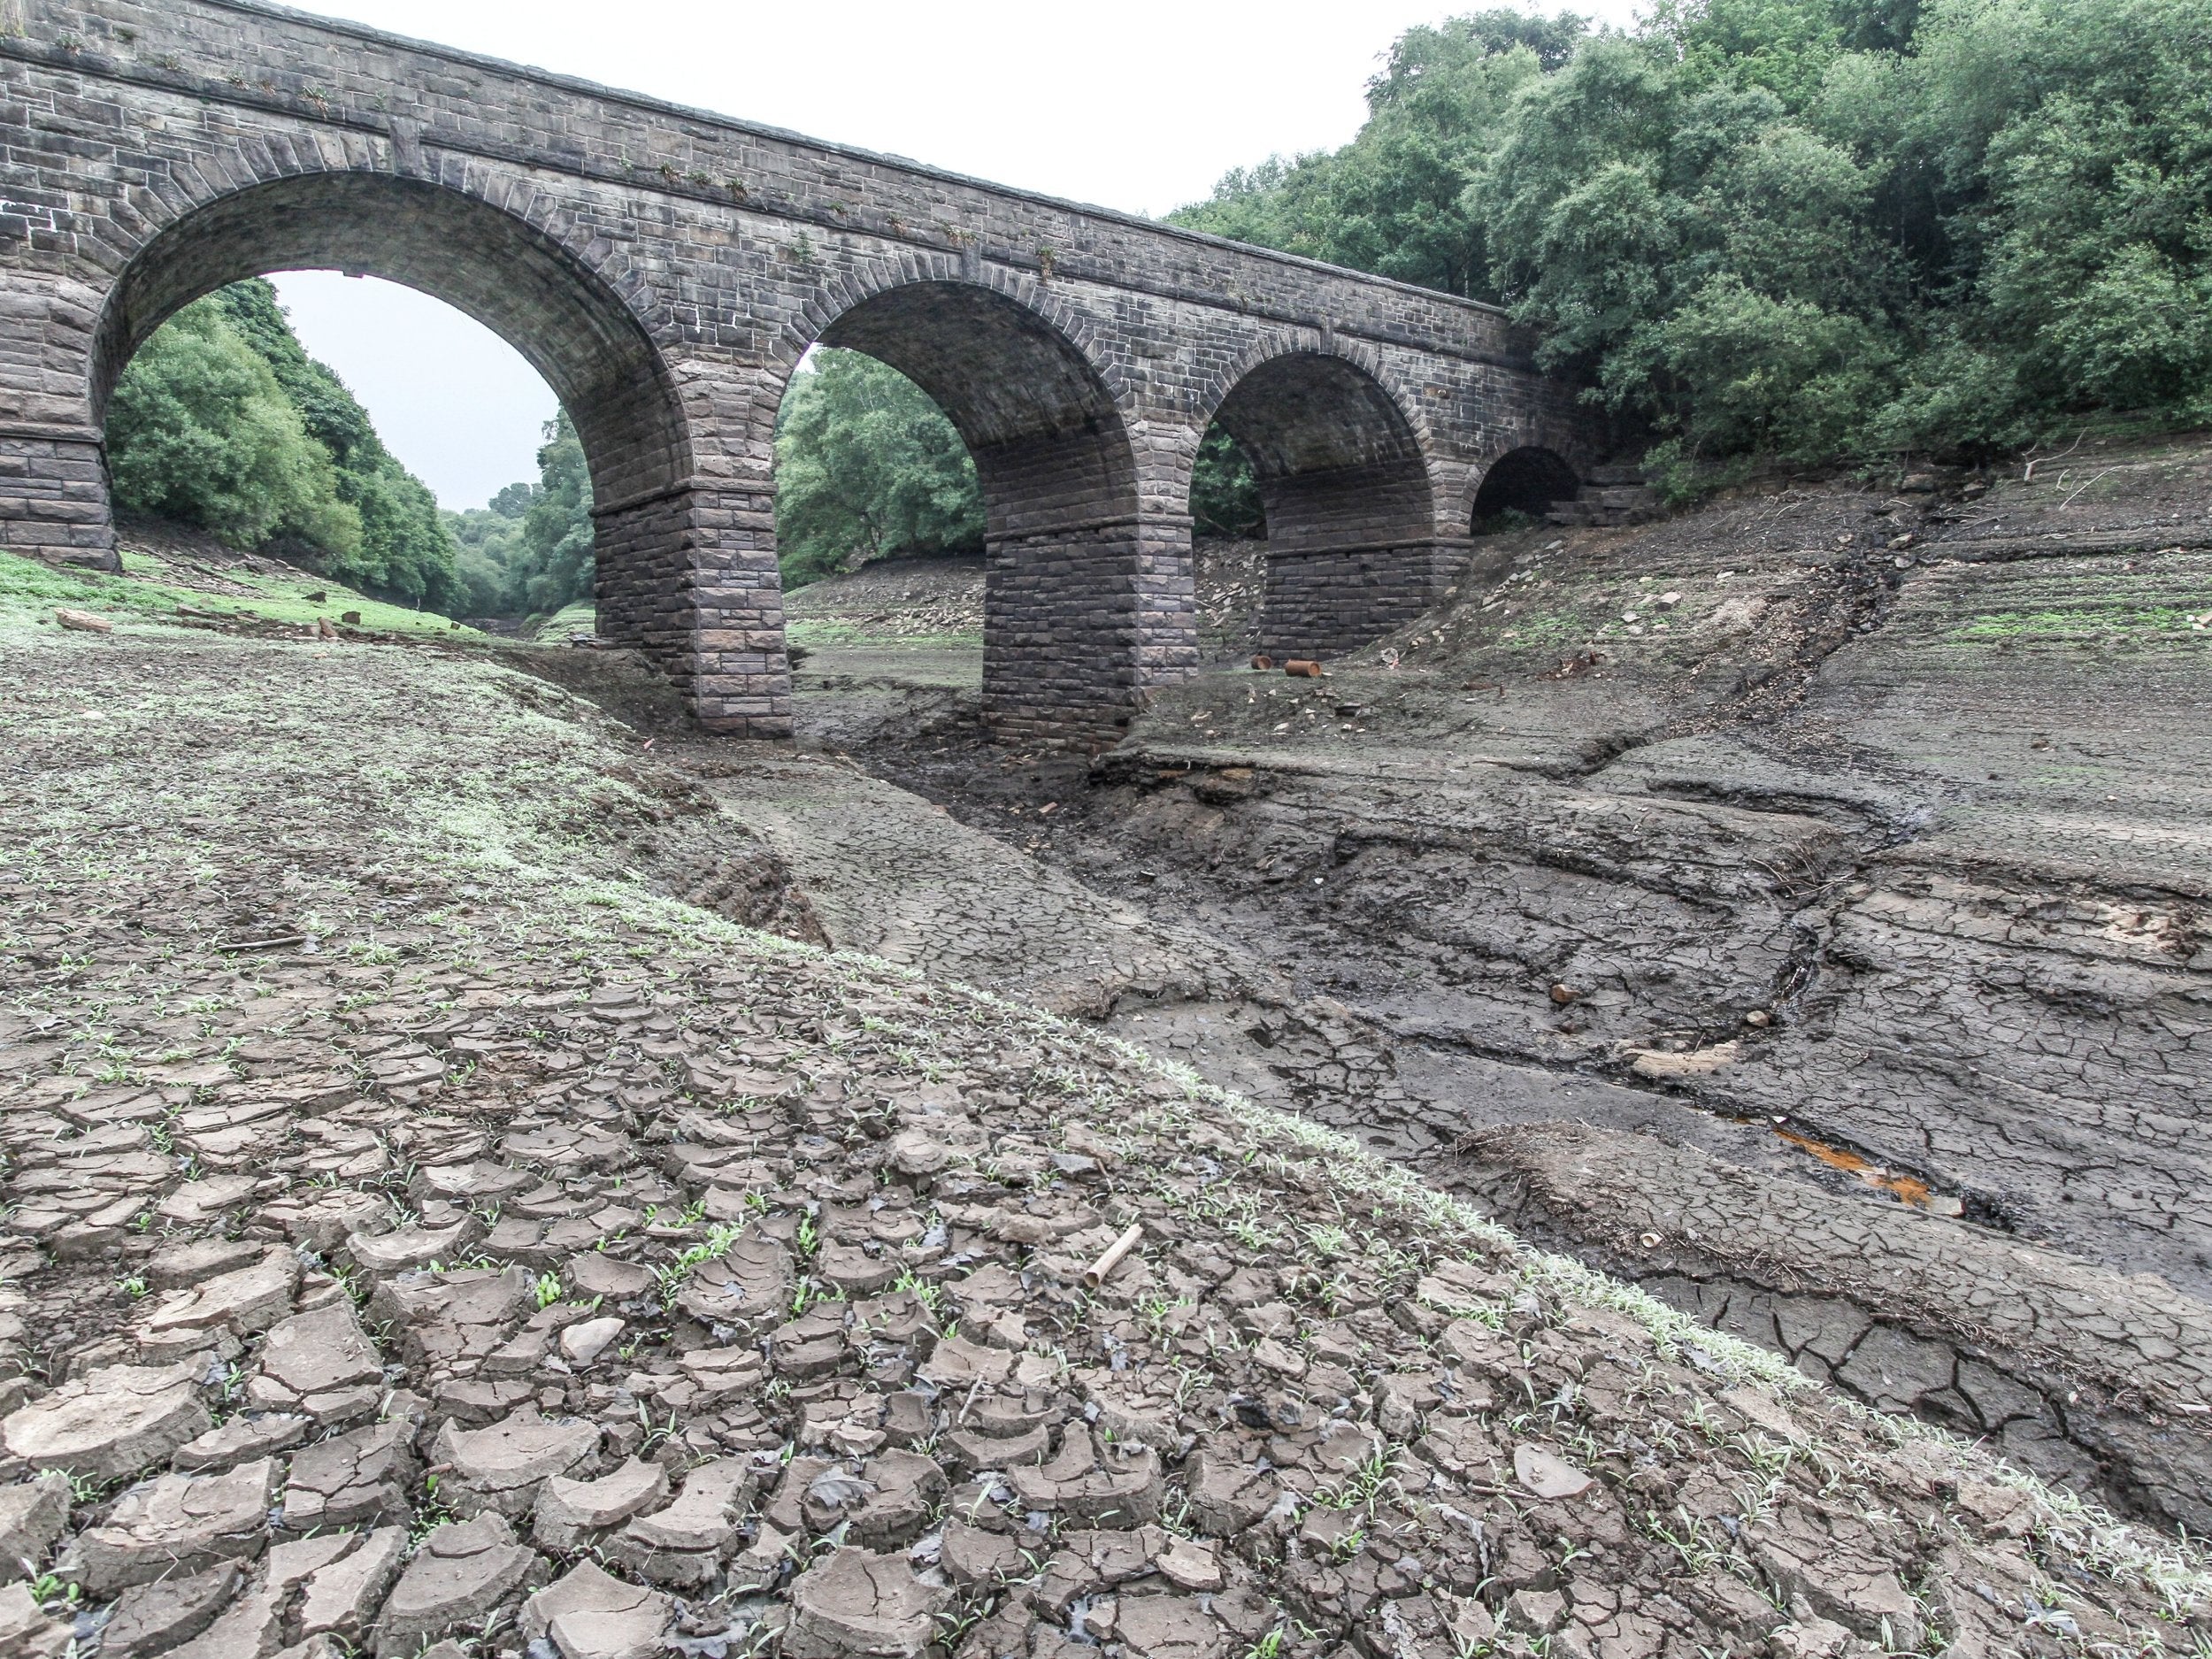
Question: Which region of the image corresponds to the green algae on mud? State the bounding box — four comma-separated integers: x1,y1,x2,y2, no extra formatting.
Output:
0,548,483,641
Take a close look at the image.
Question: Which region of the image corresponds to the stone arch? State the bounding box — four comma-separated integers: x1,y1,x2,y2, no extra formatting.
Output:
1470,445,1582,525
778,266,1173,746
1192,340,1447,660
73,165,791,728
90,168,690,514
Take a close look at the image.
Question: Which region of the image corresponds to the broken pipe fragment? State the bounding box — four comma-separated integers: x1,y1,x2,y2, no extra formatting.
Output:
1083,1222,1145,1288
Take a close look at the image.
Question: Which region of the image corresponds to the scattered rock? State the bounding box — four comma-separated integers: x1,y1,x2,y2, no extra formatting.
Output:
1512,1444,1593,1501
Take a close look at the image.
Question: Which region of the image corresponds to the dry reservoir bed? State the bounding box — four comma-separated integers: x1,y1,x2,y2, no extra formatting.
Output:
1,616,2208,1659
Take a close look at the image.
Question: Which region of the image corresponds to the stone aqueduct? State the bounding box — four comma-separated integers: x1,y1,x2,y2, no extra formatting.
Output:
0,0,1598,742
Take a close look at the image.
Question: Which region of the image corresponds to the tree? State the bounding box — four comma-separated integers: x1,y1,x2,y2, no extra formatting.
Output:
773,349,983,586
1190,428,1264,539
109,279,462,607
106,297,364,557
1170,0,2212,483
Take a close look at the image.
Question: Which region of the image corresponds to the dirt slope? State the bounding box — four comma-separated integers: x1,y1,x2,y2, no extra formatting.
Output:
4,578,2207,1657
782,432,2212,1532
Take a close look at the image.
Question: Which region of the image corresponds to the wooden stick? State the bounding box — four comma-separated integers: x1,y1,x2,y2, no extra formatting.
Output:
1083,1222,1145,1288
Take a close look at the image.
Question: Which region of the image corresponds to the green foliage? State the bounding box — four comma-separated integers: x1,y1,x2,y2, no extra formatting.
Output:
772,348,984,587
110,280,460,608
106,297,362,557
1191,427,1264,539
1171,0,2212,477
443,415,594,618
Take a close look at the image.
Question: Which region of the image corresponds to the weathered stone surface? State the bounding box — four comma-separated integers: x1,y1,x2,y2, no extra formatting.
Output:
374,1513,538,1657
1,1363,211,1479
565,1254,655,1301
58,1457,276,1593
0,1473,69,1582
431,1414,602,1517
532,1459,669,1553
785,1548,950,1659
343,1220,478,1276
603,1458,752,1586
522,1561,673,1659
146,1240,265,1292
0,1582,69,1659
173,1413,310,1472
671,1231,795,1333
138,1249,298,1356
1116,1593,1226,1659
289,1525,408,1644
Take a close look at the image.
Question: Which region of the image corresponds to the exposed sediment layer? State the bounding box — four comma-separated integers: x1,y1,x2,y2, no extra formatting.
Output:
11,615,2204,1656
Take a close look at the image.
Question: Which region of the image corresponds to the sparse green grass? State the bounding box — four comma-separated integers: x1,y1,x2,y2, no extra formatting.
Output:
526,599,597,641
0,548,473,639
786,617,982,649
1947,602,2212,643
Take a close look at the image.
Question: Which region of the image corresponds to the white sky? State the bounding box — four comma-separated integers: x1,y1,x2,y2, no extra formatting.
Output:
268,0,1647,509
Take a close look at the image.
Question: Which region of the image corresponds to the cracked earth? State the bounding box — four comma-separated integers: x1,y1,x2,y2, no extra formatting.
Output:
1,437,2209,1658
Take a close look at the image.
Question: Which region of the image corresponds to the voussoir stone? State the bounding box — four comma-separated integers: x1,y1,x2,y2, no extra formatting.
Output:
785,1547,950,1659
1,1362,211,1479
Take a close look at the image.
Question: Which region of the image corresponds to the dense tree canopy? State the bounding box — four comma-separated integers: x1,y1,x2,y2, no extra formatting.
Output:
1171,0,2212,483
772,349,985,587
109,280,461,604
442,414,595,618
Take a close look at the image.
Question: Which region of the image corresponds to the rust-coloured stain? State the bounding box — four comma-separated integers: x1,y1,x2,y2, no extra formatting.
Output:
1774,1128,1934,1207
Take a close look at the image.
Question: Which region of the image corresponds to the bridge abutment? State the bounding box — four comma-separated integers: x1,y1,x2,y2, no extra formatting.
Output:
1258,540,1471,661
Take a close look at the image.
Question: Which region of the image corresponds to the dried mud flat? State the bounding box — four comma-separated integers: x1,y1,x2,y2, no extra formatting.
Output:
4,622,2208,1659
782,435,2212,1535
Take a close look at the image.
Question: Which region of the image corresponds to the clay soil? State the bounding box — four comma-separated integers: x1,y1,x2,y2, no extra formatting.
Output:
0,440,2208,1657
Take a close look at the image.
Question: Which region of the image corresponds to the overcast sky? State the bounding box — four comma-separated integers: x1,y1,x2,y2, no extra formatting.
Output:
268,0,1646,509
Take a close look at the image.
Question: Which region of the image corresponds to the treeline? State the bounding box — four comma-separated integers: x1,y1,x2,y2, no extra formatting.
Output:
108,280,458,604
442,411,595,618
1171,0,2212,484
